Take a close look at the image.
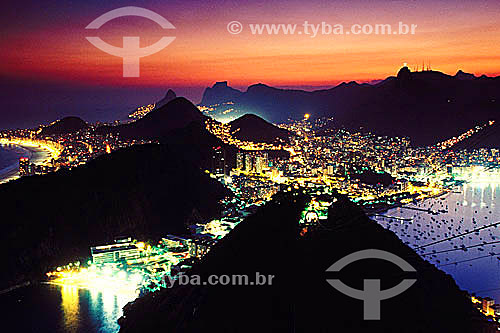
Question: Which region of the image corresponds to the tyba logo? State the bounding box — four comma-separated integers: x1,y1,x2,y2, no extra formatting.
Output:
85,6,175,77
326,249,416,320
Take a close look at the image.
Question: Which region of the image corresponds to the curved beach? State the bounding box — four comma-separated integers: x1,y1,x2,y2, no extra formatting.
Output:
0,143,52,184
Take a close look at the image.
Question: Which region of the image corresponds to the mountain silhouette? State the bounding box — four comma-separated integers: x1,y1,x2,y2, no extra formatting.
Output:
40,116,88,135
201,69,500,146
455,70,476,81
155,89,177,109
201,81,243,105
229,114,291,144
98,97,207,139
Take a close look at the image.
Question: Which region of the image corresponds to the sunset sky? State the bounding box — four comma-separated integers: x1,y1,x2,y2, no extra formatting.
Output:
2,0,500,127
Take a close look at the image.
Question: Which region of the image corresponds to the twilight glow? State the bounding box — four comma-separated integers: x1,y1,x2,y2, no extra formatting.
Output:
2,0,500,91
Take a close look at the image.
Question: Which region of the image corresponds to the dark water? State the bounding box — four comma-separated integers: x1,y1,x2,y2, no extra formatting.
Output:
0,144,26,169
0,284,136,333
0,79,204,130
374,182,500,302
0,144,30,181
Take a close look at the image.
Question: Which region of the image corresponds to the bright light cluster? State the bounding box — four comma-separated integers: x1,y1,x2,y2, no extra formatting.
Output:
0,137,63,162
129,103,156,119
47,265,143,297
435,120,495,150
205,120,285,151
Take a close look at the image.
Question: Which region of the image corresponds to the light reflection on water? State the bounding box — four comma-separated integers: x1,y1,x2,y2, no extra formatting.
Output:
61,285,79,332
88,288,133,333
374,181,500,302
2,283,136,333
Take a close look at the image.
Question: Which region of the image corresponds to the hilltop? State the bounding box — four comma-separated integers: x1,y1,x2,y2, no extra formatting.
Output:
98,97,207,140
40,116,88,135
118,189,496,332
229,114,291,144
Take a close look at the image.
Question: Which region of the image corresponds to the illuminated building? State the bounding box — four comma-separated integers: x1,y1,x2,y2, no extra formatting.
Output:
326,164,334,175
161,235,189,248
271,168,280,180
212,146,227,176
239,151,268,174
245,154,253,172
255,153,268,173
91,238,140,264
188,238,214,259
483,297,495,316
236,151,245,170
19,157,31,176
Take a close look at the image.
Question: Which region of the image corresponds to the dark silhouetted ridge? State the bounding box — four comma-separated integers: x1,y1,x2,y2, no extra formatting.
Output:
229,114,291,144
202,69,500,146
40,116,88,135
0,143,231,290
455,70,476,80
200,81,242,105
156,89,177,109
98,97,207,139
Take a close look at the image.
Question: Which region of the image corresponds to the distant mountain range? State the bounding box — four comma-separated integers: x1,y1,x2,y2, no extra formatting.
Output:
100,97,291,147
40,116,88,135
39,96,291,171
38,67,500,150
200,68,500,147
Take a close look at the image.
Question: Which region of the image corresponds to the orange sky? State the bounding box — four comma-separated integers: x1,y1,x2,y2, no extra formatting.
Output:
2,0,500,90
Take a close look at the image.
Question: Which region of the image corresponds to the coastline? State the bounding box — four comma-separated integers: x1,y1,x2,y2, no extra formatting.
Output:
0,143,52,184
365,189,450,217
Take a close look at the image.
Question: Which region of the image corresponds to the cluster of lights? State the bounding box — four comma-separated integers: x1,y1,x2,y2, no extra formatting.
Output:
198,102,235,117
44,240,193,296
0,137,62,162
129,103,156,119
46,263,143,296
205,120,285,151
435,120,495,150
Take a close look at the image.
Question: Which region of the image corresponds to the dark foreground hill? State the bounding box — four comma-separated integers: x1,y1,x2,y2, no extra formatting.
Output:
0,143,231,290
40,116,88,135
229,114,291,144
98,97,207,139
118,189,495,333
